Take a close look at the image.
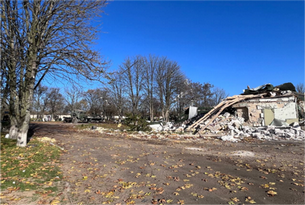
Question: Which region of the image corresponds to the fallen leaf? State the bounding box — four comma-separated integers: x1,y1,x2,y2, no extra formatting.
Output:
231,197,239,202
50,200,60,205
267,190,277,196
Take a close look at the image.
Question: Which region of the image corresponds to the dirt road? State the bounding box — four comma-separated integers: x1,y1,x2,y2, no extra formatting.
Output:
32,122,305,204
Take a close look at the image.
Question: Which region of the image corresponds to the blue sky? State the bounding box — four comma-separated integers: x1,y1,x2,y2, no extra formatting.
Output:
91,0,304,95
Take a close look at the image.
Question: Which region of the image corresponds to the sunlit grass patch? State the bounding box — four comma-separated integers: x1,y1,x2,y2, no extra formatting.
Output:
0,132,16,151
0,135,62,192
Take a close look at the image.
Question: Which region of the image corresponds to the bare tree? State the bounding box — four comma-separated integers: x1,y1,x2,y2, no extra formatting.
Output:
0,25,8,121
156,57,185,122
120,56,145,115
212,87,229,106
110,55,185,122
64,85,82,114
200,83,214,107
180,81,214,107
0,68,9,122
77,99,90,112
31,84,49,120
143,55,158,121
296,83,305,94
2,0,108,146
46,88,65,120
108,72,126,120
82,88,107,116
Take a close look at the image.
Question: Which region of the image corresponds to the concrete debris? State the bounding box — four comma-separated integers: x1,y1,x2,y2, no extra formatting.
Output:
148,124,163,132
149,122,186,132
186,93,267,133
194,111,305,142
251,124,305,141
91,126,107,133
83,125,203,142
220,135,240,143
183,83,304,142
82,118,304,143
87,116,304,143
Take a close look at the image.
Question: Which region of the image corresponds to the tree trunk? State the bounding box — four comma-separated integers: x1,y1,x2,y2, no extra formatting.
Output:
0,110,4,132
165,109,169,122
150,104,154,122
16,112,30,147
8,111,30,147
16,129,28,147
9,123,18,139
161,108,165,122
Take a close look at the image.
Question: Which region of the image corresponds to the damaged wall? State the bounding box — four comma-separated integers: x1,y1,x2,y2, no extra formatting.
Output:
232,95,298,126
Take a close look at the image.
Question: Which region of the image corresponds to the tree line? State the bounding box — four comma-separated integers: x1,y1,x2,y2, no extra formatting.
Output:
28,54,229,122
30,70,305,123
108,55,228,122
30,85,113,121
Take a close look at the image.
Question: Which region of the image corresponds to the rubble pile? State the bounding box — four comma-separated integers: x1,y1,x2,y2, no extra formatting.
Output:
149,122,186,132
185,93,267,133
82,124,204,142
251,123,304,141
184,82,305,142
196,112,305,142
82,117,304,143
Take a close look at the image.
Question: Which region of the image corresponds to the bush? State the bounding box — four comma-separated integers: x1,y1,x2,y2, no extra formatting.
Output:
124,113,151,132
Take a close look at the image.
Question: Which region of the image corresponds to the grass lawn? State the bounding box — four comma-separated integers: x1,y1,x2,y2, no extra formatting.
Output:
0,134,63,201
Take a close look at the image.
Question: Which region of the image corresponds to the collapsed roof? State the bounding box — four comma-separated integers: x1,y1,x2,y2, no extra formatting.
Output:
185,82,303,136
242,82,296,95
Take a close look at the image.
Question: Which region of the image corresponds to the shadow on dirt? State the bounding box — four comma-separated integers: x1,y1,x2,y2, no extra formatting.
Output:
27,123,41,142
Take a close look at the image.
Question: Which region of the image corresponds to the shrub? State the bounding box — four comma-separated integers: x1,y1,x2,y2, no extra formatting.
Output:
124,113,151,132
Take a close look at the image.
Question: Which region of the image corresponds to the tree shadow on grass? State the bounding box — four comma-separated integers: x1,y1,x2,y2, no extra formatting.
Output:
1,123,43,147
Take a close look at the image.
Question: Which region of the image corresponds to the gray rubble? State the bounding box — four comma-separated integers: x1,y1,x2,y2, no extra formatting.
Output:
137,112,305,142
151,110,305,142
83,113,304,143
193,112,305,142
149,122,186,133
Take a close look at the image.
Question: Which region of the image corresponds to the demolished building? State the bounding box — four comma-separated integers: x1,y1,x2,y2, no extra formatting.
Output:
235,82,300,127
233,93,299,127
185,83,304,141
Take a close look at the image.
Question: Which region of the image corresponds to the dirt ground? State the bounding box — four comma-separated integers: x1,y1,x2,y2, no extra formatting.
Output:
5,122,305,204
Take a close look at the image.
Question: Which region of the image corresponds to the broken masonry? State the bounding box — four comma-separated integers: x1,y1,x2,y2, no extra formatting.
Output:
185,82,304,142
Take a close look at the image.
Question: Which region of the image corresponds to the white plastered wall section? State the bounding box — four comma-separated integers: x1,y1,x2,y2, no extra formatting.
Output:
232,95,298,126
